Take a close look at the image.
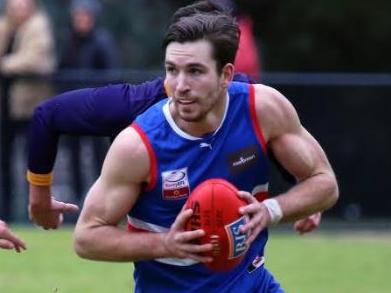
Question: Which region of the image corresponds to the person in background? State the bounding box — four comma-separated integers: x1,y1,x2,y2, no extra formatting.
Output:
0,0,56,121
0,0,56,226
58,0,119,200
234,13,261,81
59,0,118,70
215,0,261,81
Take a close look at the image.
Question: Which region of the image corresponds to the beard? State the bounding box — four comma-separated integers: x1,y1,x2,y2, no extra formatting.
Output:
173,98,214,123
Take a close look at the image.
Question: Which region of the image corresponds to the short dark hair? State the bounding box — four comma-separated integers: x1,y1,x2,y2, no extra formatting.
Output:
162,12,240,73
170,1,233,24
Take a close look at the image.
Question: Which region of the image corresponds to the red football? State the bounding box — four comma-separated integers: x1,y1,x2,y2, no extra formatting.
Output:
184,178,249,271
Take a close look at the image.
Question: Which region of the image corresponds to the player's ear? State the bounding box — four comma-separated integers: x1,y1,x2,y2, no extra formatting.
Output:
220,63,234,89
164,79,173,97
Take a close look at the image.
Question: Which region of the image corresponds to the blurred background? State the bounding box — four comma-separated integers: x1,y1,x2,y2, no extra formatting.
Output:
1,0,390,226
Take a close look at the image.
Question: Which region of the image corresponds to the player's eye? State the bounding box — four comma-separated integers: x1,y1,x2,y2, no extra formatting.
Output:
189,68,203,75
165,66,177,74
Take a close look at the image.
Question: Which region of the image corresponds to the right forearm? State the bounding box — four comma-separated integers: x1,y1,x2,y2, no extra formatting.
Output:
27,100,59,175
74,225,168,262
27,85,137,175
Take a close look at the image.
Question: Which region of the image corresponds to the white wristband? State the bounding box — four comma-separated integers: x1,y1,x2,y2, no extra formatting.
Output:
263,198,283,224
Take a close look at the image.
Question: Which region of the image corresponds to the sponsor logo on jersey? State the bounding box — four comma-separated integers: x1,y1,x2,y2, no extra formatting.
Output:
161,168,190,200
227,145,259,174
225,216,248,259
247,255,265,273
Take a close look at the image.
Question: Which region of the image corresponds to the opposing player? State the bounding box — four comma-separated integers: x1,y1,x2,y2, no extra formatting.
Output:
27,1,321,234
0,220,26,252
73,11,338,292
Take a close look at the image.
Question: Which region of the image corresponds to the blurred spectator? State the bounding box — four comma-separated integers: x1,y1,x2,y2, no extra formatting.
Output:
59,0,118,70
59,0,119,201
0,0,56,120
234,14,261,81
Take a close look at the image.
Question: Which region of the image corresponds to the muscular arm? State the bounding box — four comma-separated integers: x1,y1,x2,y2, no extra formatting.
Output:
240,85,338,242
258,84,339,221
74,127,161,261
74,127,211,262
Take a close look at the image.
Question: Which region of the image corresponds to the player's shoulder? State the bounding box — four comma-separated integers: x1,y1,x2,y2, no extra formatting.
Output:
110,127,149,161
252,84,300,140
102,126,150,182
252,83,297,119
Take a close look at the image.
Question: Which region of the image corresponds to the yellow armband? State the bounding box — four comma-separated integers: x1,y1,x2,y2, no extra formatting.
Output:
26,170,53,186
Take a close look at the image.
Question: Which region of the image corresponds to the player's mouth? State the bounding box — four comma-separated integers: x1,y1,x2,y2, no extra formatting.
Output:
177,99,196,105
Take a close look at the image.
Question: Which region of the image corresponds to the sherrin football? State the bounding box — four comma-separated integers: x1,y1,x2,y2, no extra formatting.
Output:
184,178,249,271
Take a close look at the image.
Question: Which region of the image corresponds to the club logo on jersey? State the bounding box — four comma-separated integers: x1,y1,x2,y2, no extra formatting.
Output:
225,216,248,259
162,168,190,200
247,255,265,273
227,145,259,174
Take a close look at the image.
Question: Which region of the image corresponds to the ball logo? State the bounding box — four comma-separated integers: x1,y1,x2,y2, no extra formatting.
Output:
225,216,248,259
162,168,190,200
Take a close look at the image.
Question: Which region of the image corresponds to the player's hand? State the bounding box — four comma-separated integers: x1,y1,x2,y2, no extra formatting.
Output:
0,220,26,252
294,212,322,234
238,191,271,246
162,208,213,263
29,184,79,229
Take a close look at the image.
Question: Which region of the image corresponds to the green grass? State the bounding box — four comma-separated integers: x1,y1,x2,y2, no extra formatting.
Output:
0,225,133,293
1,226,390,292
267,231,391,293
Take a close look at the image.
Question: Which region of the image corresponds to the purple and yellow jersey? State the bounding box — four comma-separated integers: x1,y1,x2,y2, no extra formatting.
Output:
128,82,271,292
26,74,257,186
26,77,167,185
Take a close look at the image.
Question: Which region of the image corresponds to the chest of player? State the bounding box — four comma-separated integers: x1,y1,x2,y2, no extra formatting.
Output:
130,121,268,227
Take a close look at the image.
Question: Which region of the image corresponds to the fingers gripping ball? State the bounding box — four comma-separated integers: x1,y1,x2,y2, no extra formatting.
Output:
184,179,249,271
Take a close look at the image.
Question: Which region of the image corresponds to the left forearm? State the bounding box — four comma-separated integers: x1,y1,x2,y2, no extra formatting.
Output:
74,224,168,262
275,172,338,222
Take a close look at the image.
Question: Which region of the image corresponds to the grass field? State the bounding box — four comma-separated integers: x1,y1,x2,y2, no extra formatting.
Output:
1,226,390,293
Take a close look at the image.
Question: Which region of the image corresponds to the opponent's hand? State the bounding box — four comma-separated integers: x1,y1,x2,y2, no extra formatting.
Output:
238,191,271,246
294,212,322,234
29,184,79,229
162,208,213,263
0,220,26,252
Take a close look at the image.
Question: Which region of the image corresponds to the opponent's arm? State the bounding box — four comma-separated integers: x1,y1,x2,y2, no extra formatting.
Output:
28,78,166,229
74,127,212,262
240,84,338,243
293,212,322,234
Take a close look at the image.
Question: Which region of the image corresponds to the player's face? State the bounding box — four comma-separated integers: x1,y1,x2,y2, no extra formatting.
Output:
165,40,233,125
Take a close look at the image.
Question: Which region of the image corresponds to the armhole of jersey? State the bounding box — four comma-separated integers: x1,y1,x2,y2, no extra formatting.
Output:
248,84,267,154
130,123,157,192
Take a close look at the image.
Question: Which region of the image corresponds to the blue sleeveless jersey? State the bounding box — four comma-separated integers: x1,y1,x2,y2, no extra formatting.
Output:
130,82,273,292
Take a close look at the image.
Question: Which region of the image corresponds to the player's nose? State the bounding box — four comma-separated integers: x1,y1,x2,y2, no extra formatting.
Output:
176,73,190,93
